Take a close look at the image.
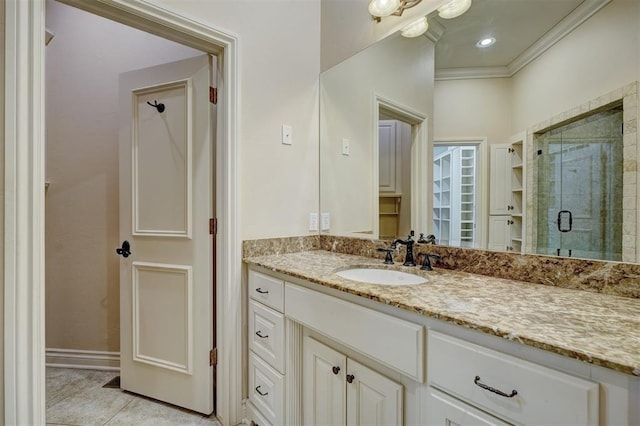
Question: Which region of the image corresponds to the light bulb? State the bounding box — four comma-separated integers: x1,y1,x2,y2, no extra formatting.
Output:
476,37,496,48
438,0,472,19
401,17,429,38
368,0,401,17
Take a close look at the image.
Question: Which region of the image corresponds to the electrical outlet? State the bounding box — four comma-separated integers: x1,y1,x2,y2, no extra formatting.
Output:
282,125,293,145
309,213,319,232
321,213,330,231
342,138,350,155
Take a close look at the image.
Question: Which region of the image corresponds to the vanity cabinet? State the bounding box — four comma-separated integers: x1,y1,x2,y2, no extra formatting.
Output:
246,263,638,425
303,336,403,426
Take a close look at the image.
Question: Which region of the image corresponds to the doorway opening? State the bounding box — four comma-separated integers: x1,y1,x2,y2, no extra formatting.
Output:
5,0,241,424
44,0,217,417
432,139,487,249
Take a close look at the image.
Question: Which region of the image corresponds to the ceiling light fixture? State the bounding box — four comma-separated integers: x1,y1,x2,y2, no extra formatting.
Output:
369,0,423,22
401,16,429,38
476,37,496,48
437,0,472,19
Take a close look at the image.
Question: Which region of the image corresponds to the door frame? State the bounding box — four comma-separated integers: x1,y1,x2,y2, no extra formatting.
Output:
3,1,242,424
373,94,429,238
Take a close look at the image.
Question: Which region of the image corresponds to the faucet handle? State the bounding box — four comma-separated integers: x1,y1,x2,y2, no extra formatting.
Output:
407,230,415,241
420,253,441,271
377,247,395,265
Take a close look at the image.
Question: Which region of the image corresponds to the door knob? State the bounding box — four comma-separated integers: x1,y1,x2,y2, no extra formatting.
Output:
116,240,131,258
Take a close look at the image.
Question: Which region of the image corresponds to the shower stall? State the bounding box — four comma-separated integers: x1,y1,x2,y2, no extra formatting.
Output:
535,104,623,261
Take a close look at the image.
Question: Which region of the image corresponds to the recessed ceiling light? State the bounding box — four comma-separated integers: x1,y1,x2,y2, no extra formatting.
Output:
476,37,496,48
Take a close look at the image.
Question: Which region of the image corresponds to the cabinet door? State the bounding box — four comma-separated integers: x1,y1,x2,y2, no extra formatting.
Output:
427,388,510,426
489,144,511,215
346,358,403,426
303,337,347,426
488,216,511,251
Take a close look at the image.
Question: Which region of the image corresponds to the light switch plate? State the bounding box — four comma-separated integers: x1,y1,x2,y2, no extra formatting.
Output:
342,138,350,155
321,213,330,231
282,125,293,145
309,213,319,232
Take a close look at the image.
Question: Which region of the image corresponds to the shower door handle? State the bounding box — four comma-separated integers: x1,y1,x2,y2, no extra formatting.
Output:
557,210,573,233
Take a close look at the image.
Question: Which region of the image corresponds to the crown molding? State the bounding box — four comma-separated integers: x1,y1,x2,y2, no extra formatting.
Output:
435,0,612,81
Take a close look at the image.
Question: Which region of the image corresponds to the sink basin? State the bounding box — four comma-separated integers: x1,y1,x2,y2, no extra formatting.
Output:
335,268,427,286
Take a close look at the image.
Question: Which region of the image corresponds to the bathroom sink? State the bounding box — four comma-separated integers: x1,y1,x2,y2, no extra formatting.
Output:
335,268,427,286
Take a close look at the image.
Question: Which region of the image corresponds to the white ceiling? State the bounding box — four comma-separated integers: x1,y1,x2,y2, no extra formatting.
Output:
430,0,610,78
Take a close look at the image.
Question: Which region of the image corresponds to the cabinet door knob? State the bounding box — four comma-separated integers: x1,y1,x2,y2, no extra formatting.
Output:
332,366,340,375
346,374,355,384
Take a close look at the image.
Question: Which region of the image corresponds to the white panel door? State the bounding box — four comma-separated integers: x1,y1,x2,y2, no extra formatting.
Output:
118,55,213,414
303,336,347,426
346,358,403,426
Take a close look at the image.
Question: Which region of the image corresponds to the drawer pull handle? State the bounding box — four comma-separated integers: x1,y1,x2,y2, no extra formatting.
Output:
255,288,269,294
474,376,518,398
346,374,355,384
332,366,340,375
255,330,269,339
255,385,269,396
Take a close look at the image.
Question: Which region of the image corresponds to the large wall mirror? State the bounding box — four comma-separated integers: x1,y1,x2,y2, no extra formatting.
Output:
319,0,640,262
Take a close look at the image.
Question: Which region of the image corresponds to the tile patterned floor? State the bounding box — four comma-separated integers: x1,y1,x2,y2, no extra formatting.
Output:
46,368,222,426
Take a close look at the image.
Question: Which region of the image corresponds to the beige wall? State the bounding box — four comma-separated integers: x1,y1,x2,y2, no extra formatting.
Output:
511,0,640,133
320,33,434,236
151,0,321,240
320,0,446,71
434,78,511,144
45,0,201,352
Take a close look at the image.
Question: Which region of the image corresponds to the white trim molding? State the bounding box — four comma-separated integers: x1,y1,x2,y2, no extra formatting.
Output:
5,1,242,424
46,349,120,371
4,0,47,424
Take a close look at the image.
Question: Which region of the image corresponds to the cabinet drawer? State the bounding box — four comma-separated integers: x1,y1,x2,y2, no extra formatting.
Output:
249,300,285,373
247,401,273,426
428,331,598,425
249,351,284,426
286,283,424,382
428,387,510,426
249,270,284,312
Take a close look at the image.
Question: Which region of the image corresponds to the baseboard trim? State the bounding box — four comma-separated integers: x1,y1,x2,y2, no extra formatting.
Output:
46,348,120,371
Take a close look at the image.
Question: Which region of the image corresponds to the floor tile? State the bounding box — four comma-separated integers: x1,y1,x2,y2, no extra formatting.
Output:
47,385,134,426
104,396,219,426
46,368,118,408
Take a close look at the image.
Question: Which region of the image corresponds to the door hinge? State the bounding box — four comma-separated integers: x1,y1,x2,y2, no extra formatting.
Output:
209,87,217,105
210,348,218,366
209,218,217,235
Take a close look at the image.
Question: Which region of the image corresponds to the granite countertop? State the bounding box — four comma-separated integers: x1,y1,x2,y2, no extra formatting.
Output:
245,250,640,377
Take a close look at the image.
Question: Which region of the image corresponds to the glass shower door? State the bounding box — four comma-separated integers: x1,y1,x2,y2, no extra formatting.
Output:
536,107,623,261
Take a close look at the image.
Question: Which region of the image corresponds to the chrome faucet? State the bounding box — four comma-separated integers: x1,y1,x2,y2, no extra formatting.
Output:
392,231,416,266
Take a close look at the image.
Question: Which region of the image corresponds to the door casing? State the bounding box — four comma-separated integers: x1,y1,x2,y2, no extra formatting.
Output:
3,0,241,424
